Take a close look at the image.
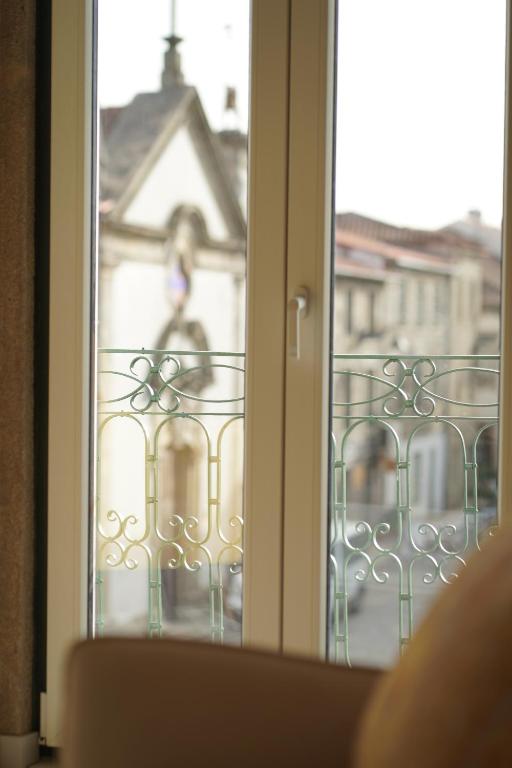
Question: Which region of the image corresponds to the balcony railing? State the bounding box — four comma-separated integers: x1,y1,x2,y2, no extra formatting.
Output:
331,354,499,666
95,349,245,642
95,349,500,664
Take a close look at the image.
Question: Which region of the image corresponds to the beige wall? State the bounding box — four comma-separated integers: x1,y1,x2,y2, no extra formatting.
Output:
0,0,36,735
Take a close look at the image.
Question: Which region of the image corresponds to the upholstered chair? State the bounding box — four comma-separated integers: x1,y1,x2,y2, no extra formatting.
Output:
355,525,512,768
62,527,512,767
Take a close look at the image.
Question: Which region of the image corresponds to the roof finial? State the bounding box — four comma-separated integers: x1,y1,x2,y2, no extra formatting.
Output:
171,0,177,37
162,0,184,89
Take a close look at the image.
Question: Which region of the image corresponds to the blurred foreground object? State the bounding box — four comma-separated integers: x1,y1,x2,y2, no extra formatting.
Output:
356,526,512,768
62,638,378,768
62,527,512,767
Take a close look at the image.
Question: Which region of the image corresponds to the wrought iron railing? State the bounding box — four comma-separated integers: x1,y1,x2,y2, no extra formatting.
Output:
95,349,245,641
330,354,500,666
94,350,500,663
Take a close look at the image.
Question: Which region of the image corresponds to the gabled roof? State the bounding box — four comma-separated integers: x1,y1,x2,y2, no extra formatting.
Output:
100,85,246,242
100,84,193,202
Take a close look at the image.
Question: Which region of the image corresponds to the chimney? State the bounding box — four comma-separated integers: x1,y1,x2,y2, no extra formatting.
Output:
468,209,482,225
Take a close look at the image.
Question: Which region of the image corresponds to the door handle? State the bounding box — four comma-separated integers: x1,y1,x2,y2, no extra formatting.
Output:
288,287,309,359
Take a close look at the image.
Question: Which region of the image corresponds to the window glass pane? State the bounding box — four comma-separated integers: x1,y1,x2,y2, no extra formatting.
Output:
329,0,505,667
94,0,250,643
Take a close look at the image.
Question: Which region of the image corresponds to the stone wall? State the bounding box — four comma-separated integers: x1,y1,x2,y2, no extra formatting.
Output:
0,0,36,735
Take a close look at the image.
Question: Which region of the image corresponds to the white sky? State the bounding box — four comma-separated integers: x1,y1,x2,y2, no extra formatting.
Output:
98,0,506,229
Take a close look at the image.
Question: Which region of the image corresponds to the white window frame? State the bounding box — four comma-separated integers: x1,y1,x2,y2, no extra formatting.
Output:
281,0,335,656
499,1,512,523
242,0,291,653
45,0,93,747
45,0,512,746
45,0,294,745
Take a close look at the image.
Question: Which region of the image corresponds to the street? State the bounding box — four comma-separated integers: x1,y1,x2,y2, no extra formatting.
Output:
336,571,445,668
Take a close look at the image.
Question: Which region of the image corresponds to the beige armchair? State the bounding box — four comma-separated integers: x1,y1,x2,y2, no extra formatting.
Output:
62,638,378,768
62,527,512,768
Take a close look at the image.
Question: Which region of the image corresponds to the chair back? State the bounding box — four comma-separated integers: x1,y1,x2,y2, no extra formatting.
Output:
63,637,379,768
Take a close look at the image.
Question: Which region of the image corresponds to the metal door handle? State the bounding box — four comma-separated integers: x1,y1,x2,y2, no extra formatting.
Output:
288,287,309,359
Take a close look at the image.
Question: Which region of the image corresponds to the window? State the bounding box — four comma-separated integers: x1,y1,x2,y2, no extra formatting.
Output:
346,288,353,334
399,277,407,324
417,280,426,324
435,279,448,324
46,0,512,745
368,292,376,335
